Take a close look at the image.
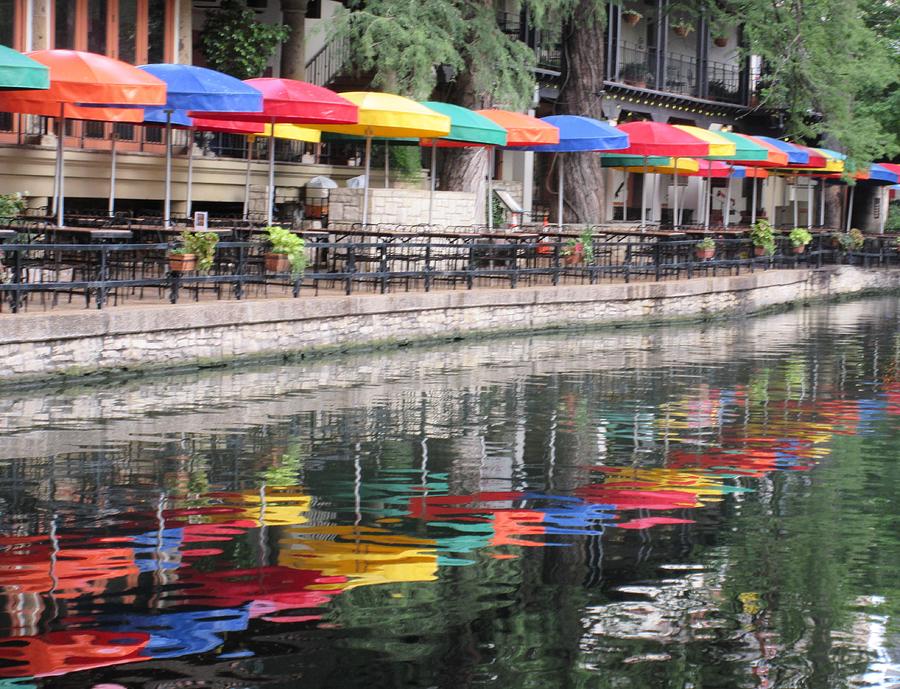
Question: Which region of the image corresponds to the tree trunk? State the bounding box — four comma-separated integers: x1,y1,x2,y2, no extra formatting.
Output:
824,183,844,229
556,1,608,225
435,1,495,226
280,0,309,80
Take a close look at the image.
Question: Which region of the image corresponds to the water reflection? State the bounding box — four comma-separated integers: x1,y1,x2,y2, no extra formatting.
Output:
0,298,898,687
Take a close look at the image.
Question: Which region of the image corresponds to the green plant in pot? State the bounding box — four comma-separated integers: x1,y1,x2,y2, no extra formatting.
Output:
169,230,219,273
788,227,813,254
263,225,307,276
622,8,642,25
749,219,775,257
695,236,716,260
0,192,25,221
845,228,865,251
562,229,595,265
671,20,694,37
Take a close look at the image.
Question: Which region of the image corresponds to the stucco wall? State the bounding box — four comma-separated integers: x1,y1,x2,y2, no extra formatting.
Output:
1,266,898,385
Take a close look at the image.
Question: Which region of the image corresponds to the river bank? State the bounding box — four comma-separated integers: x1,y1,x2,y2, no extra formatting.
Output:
1,265,898,386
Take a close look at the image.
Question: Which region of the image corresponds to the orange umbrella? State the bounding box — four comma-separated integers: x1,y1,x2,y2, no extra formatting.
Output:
1,50,166,226
472,110,559,229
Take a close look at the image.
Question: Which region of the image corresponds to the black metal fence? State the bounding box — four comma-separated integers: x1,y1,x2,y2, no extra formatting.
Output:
2,234,898,314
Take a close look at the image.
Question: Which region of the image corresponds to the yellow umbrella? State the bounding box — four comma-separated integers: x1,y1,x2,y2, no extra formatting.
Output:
623,157,701,174
313,92,451,224
671,126,736,157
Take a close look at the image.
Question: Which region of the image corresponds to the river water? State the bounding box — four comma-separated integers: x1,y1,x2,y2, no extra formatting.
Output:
0,297,898,689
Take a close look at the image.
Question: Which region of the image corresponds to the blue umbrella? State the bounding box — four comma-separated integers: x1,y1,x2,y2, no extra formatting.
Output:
135,64,263,225
754,136,810,165
512,115,628,227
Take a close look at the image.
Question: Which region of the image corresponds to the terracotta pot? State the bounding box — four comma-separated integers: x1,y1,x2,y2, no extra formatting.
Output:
792,244,806,254
622,11,641,26
564,246,584,265
265,252,292,273
168,253,196,272
673,26,692,37
753,245,768,257
695,247,715,260
713,36,728,47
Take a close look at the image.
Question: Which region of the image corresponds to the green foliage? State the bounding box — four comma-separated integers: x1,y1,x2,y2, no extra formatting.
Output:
719,0,899,166
696,236,716,251
330,0,601,106
0,192,25,219
171,230,219,272
749,219,776,256
885,203,900,232
200,0,290,80
789,227,813,248
390,145,423,182
834,227,866,252
264,225,307,276
563,229,595,263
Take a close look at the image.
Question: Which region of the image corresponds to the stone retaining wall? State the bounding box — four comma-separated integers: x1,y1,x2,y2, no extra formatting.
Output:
328,188,478,226
1,266,898,384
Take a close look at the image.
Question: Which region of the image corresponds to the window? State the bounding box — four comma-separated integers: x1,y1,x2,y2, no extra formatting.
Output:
53,0,174,63
0,0,16,47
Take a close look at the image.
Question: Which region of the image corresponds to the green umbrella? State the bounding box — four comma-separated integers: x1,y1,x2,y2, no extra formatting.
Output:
0,45,50,90
420,102,507,225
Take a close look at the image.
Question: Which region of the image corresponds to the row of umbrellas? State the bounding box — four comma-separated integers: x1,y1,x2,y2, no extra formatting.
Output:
2,46,898,230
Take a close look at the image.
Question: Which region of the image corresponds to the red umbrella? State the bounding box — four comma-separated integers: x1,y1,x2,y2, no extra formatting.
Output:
1,50,166,226
193,78,357,224
614,122,710,226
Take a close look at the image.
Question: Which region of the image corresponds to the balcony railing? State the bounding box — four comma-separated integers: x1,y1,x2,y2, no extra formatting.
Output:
613,41,745,105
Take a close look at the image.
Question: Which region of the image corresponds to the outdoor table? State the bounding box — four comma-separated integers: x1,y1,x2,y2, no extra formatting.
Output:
44,226,134,242
0,229,14,240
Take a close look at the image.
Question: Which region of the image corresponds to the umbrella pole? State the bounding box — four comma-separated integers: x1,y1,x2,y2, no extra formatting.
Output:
428,140,436,226
792,176,799,228
641,156,647,230
384,139,389,189
724,173,732,228
751,177,758,225
673,158,679,229
880,188,886,234
806,176,813,229
108,134,117,217
622,170,628,222
557,154,564,230
846,185,855,231
362,135,372,226
267,118,276,226
703,167,711,230
164,111,173,227
819,180,826,227
651,168,659,224
243,137,253,221
185,127,194,218
487,147,494,231
57,104,66,228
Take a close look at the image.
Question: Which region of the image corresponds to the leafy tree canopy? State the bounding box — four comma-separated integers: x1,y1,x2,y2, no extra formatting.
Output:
201,0,291,81
329,0,602,106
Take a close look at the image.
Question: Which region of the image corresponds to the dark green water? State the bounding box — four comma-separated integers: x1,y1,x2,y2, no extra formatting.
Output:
0,297,898,689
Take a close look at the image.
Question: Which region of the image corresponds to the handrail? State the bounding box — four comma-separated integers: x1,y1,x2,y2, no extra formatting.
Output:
304,34,350,87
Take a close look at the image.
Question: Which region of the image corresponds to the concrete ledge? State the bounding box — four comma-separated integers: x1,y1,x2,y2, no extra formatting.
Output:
1,266,898,384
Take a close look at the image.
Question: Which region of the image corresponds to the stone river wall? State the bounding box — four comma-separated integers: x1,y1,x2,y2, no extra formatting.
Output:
1,266,898,385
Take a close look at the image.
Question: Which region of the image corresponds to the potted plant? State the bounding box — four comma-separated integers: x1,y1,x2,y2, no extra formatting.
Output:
0,192,25,222
562,229,594,265
788,227,813,254
749,219,775,257
168,230,219,273
622,8,642,25
671,20,694,37
695,236,716,260
263,225,307,276
713,35,728,47
620,62,651,88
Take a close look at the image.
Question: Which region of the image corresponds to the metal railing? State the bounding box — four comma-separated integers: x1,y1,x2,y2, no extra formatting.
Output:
2,233,897,314
304,34,350,87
